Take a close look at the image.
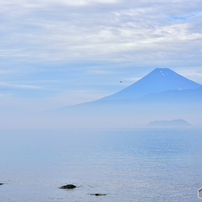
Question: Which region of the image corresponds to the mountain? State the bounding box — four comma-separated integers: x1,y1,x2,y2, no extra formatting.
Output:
47,68,202,128
101,68,201,101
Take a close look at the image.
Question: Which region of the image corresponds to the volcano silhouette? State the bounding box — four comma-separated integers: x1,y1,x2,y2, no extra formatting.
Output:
58,68,202,107
50,68,202,127
101,68,201,101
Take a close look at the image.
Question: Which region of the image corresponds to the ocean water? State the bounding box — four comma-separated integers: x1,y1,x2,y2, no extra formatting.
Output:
0,128,202,202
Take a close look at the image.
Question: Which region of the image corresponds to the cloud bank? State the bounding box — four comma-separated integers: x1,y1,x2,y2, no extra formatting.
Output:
1,0,202,63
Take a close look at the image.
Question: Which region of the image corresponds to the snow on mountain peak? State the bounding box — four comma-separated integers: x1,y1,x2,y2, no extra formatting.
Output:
160,70,165,76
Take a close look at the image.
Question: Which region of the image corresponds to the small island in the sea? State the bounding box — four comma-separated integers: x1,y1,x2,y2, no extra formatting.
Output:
147,119,191,127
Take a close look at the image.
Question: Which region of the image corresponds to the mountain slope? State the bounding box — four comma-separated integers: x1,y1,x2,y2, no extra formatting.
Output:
138,86,202,104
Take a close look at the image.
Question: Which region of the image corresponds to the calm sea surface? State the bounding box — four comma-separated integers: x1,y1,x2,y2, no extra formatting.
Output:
0,128,202,202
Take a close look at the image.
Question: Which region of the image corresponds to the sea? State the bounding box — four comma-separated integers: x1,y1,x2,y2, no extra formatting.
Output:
0,128,202,202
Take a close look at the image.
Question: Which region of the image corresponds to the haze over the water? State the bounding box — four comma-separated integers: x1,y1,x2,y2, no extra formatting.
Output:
0,68,201,129
0,0,202,128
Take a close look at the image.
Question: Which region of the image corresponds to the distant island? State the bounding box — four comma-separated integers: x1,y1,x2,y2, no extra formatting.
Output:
147,119,191,127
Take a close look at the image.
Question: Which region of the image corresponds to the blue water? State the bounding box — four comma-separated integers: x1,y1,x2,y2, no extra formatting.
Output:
0,128,202,201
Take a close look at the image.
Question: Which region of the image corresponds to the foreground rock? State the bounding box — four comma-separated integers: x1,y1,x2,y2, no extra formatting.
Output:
90,193,107,196
59,184,76,189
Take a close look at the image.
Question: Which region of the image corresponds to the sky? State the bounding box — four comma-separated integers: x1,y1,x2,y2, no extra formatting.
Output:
1,0,202,112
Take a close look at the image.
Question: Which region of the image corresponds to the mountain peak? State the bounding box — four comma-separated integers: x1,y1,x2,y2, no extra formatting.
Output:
153,67,170,71
147,68,177,77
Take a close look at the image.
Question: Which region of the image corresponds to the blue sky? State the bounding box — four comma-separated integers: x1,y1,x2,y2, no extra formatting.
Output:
1,0,202,111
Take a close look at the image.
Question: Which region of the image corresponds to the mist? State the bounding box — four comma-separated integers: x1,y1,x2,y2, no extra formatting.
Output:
0,68,202,129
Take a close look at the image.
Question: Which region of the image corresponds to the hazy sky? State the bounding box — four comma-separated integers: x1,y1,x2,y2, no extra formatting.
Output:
1,0,202,111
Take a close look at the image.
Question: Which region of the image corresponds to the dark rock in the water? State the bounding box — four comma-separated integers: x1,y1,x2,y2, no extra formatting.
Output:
59,184,76,189
0,183,4,185
90,193,107,196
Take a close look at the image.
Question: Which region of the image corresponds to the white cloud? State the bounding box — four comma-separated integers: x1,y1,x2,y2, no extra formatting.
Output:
52,0,119,6
0,82,41,89
0,93,10,97
0,0,119,9
0,0,202,65
51,89,107,107
88,69,111,75
0,69,14,74
177,68,202,84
